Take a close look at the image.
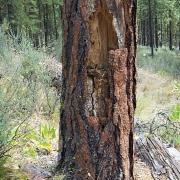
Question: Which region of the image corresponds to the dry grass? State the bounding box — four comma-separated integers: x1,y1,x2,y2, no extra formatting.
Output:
136,68,179,121
134,159,154,180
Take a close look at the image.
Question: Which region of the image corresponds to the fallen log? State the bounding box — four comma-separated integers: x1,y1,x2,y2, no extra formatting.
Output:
135,135,180,180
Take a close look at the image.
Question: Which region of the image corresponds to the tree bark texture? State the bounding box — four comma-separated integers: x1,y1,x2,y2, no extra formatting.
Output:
59,0,136,179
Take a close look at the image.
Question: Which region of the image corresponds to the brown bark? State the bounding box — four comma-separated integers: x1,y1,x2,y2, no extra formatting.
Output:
58,0,136,179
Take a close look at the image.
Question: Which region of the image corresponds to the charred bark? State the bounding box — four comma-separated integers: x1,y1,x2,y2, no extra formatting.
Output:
58,0,136,179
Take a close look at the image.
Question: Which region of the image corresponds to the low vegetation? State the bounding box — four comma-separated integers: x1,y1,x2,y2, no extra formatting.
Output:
137,46,180,78
136,46,180,148
0,29,61,173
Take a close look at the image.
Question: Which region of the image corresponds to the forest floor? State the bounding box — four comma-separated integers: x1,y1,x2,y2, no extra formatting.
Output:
134,68,180,179
136,68,179,121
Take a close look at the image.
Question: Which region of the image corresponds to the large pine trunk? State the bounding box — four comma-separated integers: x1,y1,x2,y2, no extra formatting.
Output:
58,0,137,179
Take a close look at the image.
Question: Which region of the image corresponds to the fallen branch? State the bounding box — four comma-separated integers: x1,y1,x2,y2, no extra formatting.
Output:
135,135,180,180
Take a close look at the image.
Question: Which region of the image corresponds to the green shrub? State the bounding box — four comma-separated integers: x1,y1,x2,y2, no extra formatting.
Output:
170,104,180,121
24,123,56,158
0,28,61,166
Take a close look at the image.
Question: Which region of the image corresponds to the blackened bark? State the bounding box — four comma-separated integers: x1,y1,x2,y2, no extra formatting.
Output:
58,0,136,179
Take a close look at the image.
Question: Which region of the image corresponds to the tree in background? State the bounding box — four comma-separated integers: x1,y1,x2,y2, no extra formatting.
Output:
0,0,63,47
58,0,136,179
137,0,180,51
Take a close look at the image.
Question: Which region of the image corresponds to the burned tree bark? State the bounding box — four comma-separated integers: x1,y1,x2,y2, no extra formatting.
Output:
58,0,136,179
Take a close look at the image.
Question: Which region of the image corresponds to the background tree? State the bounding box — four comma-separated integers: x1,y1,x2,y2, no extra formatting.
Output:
137,0,180,51
0,0,63,47
58,0,136,179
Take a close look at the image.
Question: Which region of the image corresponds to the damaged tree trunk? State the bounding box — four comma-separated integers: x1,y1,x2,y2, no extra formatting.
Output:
58,0,137,179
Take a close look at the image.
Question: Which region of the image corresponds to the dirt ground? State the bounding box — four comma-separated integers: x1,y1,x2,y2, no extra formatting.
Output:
134,159,154,180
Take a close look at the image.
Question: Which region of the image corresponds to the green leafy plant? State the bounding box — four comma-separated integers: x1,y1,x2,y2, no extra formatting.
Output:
170,104,180,121
24,123,56,158
24,147,38,158
40,123,56,140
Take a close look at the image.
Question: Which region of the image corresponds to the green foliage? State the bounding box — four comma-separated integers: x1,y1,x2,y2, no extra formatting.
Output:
169,83,180,145
24,147,38,158
170,104,180,121
24,123,56,158
40,123,56,140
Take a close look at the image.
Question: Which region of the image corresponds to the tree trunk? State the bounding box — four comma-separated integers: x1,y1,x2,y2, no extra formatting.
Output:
148,0,154,57
155,15,158,49
169,11,173,50
43,4,48,46
52,0,58,40
142,20,146,46
146,19,150,46
37,0,43,46
160,19,163,47
178,22,180,51
58,0,137,179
